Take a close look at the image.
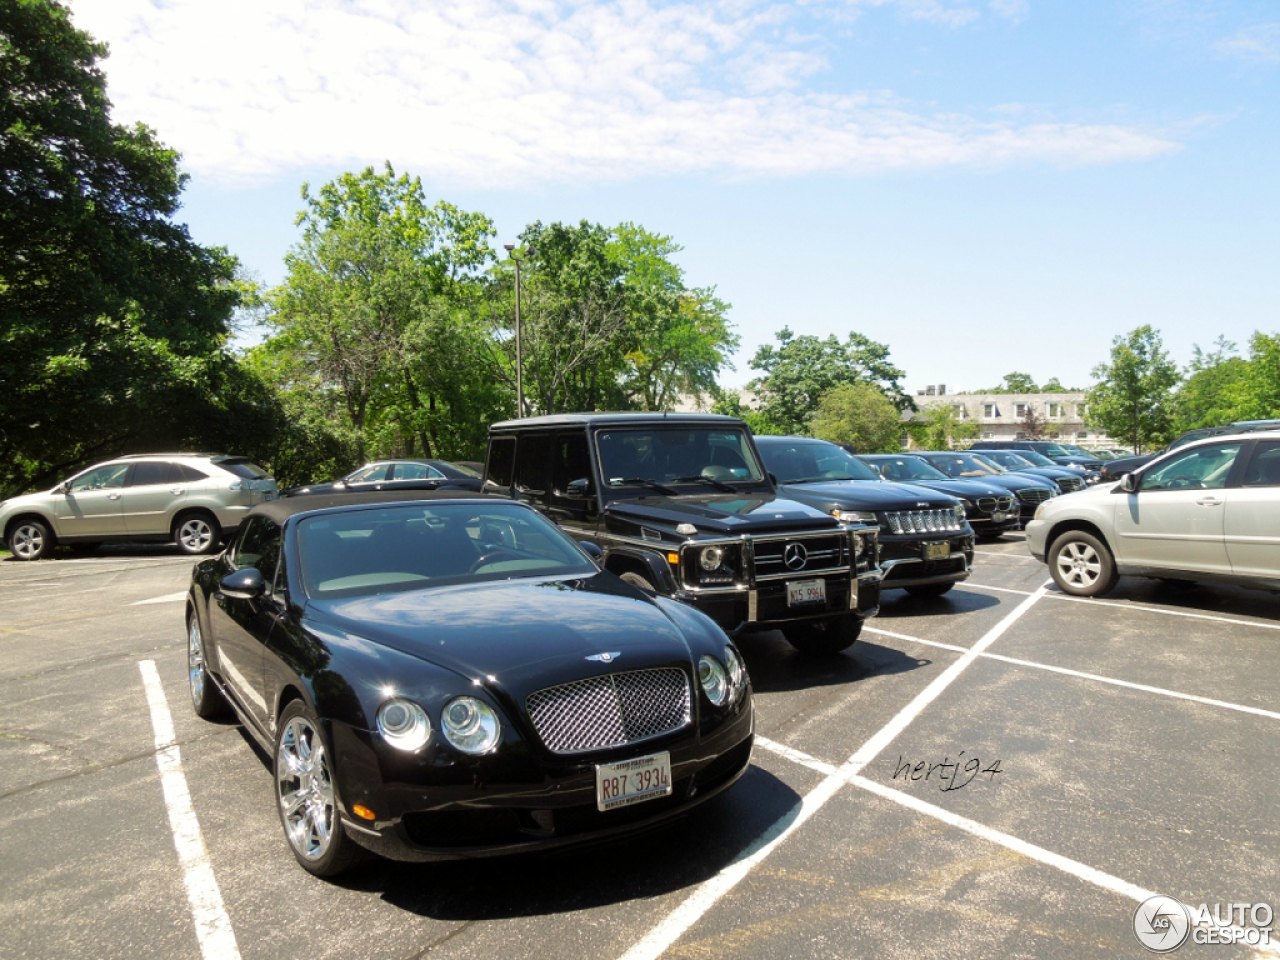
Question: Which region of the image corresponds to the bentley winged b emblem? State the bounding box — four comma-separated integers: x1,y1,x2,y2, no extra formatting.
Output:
586,652,621,663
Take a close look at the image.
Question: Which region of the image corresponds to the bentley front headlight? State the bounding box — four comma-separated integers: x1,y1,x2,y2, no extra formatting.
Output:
698,656,729,706
440,697,501,754
377,698,432,751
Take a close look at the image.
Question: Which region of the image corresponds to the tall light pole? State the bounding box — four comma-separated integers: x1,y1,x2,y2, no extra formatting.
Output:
504,243,529,418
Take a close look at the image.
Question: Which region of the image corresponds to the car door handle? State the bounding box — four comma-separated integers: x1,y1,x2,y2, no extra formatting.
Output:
1195,496,1224,507
171,488,184,495
107,493,121,500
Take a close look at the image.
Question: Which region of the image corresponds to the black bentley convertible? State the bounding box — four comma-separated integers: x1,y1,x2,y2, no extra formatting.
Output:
185,491,754,876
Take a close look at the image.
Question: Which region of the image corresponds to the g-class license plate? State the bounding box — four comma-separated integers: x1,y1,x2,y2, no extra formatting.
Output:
923,541,951,560
787,579,826,606
596,752,672,811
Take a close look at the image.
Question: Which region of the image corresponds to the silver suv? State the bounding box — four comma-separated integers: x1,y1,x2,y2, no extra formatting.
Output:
1,454,278,560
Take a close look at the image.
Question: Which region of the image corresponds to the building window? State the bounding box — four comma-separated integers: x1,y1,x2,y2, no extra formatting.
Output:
1047,402,1063,418
952,404,968,420
1014,402,1030,418
983,403,999,418
1076,403,1088,417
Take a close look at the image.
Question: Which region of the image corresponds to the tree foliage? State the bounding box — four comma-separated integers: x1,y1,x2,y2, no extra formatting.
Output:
905,405,978,450
265,164,502,464
747,327,911,435
0,0,257,496
1086,326,1181,452
810,383,905,452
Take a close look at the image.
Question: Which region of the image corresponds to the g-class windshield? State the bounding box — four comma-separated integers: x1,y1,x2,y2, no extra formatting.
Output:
595,428,766,488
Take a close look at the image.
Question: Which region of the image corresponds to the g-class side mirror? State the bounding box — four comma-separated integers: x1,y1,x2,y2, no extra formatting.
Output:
566,478,593,498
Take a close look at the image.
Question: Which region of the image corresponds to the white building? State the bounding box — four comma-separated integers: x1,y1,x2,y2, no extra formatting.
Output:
910,385,1116,449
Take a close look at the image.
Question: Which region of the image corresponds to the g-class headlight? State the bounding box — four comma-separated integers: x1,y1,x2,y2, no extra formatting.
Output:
699,545,725,571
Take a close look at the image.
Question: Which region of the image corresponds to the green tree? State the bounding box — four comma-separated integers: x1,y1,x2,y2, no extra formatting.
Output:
611,224,738,411
1172,337,1248,432
709,387,779,435
810,383,905,452
747,327,911,435
0,0,253,495
905,405,978,450
267,164,498,461
1224,332,1280,421
1086,326,1181,452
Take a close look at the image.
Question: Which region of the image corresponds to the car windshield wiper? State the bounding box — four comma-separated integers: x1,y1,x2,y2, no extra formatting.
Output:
671,475,737,492
613,477,678,495
783,476,846,484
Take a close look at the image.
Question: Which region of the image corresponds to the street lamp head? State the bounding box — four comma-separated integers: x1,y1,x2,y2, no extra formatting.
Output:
503,243,515,253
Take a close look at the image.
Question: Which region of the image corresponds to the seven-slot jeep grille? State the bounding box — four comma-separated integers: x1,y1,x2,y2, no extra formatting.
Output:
526,668,692,754
882,509,965,535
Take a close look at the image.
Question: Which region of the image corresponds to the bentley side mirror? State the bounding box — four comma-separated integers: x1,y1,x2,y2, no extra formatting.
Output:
220,568,268,600
578,540,603,560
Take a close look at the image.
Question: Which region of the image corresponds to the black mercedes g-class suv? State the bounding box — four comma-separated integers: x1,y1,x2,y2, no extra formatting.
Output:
483,413,881,653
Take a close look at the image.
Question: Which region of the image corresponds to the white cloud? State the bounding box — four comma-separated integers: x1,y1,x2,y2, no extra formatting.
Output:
68,0,1176,188
1217,22,1280,62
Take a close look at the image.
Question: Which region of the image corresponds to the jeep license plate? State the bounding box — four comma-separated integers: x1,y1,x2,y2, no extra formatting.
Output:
787,579,826,606
922,541,950,560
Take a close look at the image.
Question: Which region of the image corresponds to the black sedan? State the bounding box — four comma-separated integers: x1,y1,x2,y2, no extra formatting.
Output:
185,491,753,876
283,459,483,496
912,452,1060,522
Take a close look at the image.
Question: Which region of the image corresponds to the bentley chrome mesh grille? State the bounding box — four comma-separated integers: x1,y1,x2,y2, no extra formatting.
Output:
526,668,692,755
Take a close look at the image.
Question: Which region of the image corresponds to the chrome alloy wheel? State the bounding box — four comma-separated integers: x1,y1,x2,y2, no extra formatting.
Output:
176,516,215,554
188,617,206,706
276,716,337,863
1054,539,1102,590
11,522,47,560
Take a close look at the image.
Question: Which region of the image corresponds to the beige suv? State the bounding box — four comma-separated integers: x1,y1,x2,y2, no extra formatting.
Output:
1,454,277,560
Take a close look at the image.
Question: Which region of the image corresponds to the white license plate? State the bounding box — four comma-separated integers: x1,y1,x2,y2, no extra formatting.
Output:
786,578,826,606
596,752,672,811
923,541,951,560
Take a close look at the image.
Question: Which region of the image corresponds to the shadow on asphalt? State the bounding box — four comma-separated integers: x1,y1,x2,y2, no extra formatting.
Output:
347,762,801,919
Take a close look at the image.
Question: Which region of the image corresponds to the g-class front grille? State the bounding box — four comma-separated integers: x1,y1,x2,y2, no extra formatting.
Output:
526,668,691,755
882,510,964,535
753,534,849,581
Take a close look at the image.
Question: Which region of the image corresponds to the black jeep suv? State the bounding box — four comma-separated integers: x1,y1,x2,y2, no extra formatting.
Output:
484,413,881,653
755,437,975,598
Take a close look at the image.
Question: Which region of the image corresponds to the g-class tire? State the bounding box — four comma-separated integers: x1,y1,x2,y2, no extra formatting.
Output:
783,615,862,654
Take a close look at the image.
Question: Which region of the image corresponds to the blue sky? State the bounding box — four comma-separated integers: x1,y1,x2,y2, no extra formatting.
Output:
67,0,1278,394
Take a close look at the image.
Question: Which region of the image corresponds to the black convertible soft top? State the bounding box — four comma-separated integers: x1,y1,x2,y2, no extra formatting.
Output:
246,489,503,526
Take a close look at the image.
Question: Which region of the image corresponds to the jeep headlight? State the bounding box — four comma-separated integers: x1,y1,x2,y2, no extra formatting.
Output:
953,504,965,521
835,510,878,525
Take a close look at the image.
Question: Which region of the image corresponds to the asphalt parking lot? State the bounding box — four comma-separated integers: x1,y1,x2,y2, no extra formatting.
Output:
2,536,1278,960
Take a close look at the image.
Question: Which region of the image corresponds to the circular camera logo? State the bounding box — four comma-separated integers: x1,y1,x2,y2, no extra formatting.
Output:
1134,895,1191,953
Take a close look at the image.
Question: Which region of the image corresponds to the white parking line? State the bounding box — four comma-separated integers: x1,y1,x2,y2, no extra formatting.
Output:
616,585,1049,960
755,732,1280,959
965,581,1280,632
867,624,1280,722
133,591,188,606
139,661,240,960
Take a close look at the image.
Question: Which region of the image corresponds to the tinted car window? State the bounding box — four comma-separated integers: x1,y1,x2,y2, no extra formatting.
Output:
347,464,387,482
69,464,129,492
759,440,879,482
232,517,282,578
554,433,592,493
218,459,269,479
128,461,174,486
392,462,444,480
1242,442,1280,487
1142,443,1242,492
487,437,516,487
173,464,208,482
297,503,594,596
514,434,551,493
